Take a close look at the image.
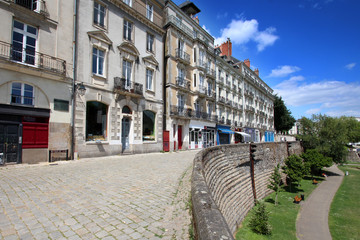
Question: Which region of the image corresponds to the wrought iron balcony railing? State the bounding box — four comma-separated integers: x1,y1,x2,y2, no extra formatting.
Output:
114,77,143,96
170,105,192,118
10,0,47,14
0,41,66,75
175,48,190,63
175,77,190,90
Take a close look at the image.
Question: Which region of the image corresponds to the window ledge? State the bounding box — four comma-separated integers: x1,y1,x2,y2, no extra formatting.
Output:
145,89,155,95
93,23,107,32
86,141,109,145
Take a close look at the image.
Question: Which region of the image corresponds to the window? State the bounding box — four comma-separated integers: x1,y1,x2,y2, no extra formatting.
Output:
146,33,154,52
178,94,185,109
146,2,153,21
54,99,69,112
12,20,37,65
123,0,132,6
143,110,155,141
11,82,33,106
86,101,108,141
146,69,153,91
123,20,132,41
208,103,212,116
94,2,106,28
122,60,132,89
92,47,105,76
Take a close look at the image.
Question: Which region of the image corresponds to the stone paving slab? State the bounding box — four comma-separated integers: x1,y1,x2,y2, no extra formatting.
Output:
0,150,199,239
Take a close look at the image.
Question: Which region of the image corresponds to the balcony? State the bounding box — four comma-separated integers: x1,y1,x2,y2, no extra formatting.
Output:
114,77,143,97
197,85,206,95
219,96,226,104
206,67,216,79
176,77,190,90
226,119,232,126
0,41,66,75
170,105,192,118
11,0,47,15
226,99,232,106
175,48,190,64
196,60,207,70
166,15,193,39
219,116,225,124
207,89,215,98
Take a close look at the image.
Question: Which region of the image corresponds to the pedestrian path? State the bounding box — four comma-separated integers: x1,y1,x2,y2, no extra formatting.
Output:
0,150,199,240
296,165,344,240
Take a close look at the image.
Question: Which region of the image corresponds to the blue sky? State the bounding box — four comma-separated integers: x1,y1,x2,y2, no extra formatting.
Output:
173,0,360,119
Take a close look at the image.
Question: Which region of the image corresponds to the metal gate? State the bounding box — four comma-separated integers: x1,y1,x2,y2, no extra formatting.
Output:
0,123,21,164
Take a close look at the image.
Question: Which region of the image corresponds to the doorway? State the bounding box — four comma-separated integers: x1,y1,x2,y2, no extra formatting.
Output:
178,125,182,150
0,123,21,164
121,118,130,152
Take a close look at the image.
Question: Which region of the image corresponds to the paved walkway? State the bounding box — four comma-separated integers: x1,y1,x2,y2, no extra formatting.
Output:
296,165,344,240
0,150,199,240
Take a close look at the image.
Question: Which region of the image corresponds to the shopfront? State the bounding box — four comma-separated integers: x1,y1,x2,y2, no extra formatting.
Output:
234,128,251,143
189,120,216,149
216,125,234,145
265,131,275,142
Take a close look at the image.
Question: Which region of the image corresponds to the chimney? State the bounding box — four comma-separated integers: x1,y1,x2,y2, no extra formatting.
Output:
254,68,259,76
217,38,232,57
193,16,199,24
244,59,250,68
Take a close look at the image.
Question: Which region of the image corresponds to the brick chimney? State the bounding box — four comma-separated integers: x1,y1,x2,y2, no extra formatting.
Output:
244,59,250,68
193,16,199,24
217,38,232,57
254,68,259,76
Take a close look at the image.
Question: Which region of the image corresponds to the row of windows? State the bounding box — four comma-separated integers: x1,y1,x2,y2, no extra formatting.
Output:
94,0,154,30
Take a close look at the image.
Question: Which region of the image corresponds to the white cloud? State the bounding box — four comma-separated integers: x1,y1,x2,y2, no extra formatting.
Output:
214,19,279,51
345,63,356,70
268,65,301,78
274,78,360,117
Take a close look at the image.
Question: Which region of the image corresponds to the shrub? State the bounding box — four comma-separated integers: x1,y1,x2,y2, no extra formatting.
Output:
248,201,272,235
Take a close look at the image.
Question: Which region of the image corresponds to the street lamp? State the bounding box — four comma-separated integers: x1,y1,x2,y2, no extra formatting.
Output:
76,82,86,96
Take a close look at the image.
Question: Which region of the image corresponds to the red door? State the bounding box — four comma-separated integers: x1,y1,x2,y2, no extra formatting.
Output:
178,125,183,150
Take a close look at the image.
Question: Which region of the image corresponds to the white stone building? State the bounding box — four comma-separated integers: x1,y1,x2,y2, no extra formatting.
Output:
0,0,74,164
74,0,165,158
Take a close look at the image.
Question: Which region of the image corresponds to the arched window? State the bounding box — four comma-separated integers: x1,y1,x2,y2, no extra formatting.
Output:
11,82,34,106
122,105,132,114
143,110,155,141
86,101,108,141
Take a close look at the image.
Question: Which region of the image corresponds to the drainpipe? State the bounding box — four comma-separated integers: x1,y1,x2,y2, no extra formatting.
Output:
70,0,79,160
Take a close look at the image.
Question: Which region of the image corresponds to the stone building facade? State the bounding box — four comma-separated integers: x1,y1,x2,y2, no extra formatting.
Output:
0,0,74,164
163,0,216,151
74,0,165,158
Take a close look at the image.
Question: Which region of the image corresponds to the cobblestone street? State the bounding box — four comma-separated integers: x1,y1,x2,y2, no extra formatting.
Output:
0,150,198,240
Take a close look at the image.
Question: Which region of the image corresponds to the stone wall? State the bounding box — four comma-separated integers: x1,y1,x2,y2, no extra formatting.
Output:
191,141,302,240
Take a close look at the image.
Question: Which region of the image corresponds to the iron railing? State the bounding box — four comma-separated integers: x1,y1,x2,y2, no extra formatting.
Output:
175,48,190,63
175,77,190,90
114,77,143,96
11,0,46,14
0,41,66,75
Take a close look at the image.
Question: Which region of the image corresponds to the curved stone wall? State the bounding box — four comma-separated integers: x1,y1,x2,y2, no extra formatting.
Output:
191,141,302,240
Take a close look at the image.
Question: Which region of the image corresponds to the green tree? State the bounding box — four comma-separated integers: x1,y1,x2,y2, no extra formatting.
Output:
274,95,296,133
249,201,272,235
301,149,332,177
267,164,282,205
297,115,360,163
282,154,306,190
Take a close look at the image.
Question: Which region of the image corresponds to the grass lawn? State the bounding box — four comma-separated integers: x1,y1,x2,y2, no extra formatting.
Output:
329,163,360,240
235,177,320,240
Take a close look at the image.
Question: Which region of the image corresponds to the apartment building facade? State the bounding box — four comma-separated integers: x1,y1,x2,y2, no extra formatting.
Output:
0,0,74,164
74,0,165,158
163,0,217,151
215,39,275,144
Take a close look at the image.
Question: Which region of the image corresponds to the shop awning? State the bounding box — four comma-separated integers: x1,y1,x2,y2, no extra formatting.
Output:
235,132,251,137
217,126,234,134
